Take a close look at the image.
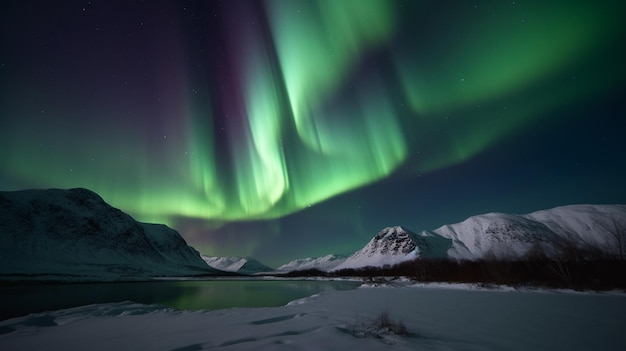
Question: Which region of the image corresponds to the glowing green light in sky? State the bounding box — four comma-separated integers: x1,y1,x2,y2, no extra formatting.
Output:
105,0,405,223
237,28,289,217
396,3,608,115
266,0,395,152
1,0,623,231
393,1,623,172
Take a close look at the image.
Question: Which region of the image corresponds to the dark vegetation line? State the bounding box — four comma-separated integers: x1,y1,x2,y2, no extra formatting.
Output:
279,239,626,290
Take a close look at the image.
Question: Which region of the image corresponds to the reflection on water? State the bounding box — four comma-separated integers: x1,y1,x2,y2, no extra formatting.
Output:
0,279,361,320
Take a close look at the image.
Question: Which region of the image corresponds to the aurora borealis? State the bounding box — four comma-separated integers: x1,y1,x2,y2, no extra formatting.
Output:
1,0,625,266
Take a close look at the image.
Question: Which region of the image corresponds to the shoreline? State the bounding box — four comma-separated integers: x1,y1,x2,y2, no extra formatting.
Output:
2,283,626,350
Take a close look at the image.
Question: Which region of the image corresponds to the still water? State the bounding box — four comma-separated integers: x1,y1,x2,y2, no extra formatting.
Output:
0,279,361,321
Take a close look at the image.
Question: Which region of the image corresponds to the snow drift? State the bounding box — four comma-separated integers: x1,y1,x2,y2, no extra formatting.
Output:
2,285,625,351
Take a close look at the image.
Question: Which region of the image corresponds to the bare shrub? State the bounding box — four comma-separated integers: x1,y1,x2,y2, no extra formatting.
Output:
340,310,411,343
601,215,626,260
375,310,409,336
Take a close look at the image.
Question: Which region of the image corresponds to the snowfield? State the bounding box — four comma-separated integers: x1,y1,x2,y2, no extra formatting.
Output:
1,284,625,351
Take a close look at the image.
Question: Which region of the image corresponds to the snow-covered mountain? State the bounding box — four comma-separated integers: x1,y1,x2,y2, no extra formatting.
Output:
201,256,273,275
430,204,626,260
333,226,452,270
0,188,218,280
331,204,626,270
523,204,625,248
277,254,347,272
428,212,561,259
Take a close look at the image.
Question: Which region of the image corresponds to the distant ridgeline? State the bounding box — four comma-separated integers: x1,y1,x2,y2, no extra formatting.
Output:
0,188,218,281
281,205,626,289
201,255,274,275
336,205,626,269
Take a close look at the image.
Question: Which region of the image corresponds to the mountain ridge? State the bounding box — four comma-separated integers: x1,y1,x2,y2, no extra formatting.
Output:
201,255,274,275
0,188,217,280
277,204,626,272
277,254,347,272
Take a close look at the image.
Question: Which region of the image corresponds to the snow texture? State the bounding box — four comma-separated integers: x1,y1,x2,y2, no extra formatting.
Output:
1,284,625,350
201,256,274,275
277,254,347,272
324,205,626,271
433,204,626,259
0,188,217,280
334,226,452,270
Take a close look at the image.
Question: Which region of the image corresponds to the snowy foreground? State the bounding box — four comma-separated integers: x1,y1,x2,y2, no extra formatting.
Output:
1,283,625,351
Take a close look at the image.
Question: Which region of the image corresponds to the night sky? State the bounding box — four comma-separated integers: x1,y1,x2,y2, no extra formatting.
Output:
1,0,625,267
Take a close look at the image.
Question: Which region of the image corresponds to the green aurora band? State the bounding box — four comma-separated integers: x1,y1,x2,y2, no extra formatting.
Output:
1,0,624,229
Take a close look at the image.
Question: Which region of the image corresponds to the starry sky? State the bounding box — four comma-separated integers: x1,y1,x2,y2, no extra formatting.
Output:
1,0,625,267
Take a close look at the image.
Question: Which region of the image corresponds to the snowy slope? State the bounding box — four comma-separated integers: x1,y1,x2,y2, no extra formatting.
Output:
277,254,347,272
523,204,626,247
333,226,452,270
430,212,561,259
0,188,217,280
201,256,273,275
331,204,626,270
432,204,626,259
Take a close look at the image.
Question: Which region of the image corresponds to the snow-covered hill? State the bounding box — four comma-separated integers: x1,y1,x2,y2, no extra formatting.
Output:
331,205,626,270
201,256,273,275
333,226,452,270
0,188,217,280
428,212,561,259
277,254,347,272
523,204,626,248
431,204,626,260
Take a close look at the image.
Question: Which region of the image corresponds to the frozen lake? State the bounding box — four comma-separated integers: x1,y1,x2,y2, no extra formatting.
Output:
1,282,625,350
0,279,361,321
